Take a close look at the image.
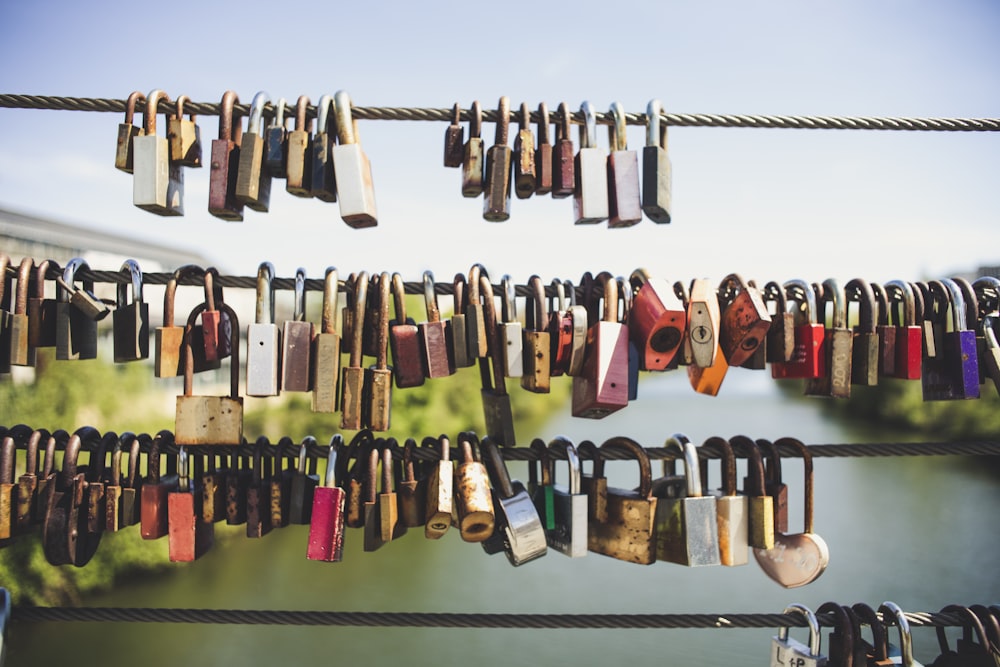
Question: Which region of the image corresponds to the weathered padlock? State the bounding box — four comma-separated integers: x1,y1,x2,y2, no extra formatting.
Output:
306,435,347,562
269,438,293,530
878,602,922,667
527,439,555,532
363,272,393,431
770,604,828,667
288,437,320,525
340,432,370,529
204,269,234,364
340,271,369,430
225,450,251,526
450,273,473,368
246,262,281,397
84,430,116,536
762,281,795,364
200,448,228,524
418,270,454,378
15,428,44,532
871,282,897,378
115,91,145,173
312,267,341,413
310,94,337,202
480,436,547,566
653,434,720,566
478,274,516,445
443,102,465,168
285,95,313,197
423,435,453,540
33,430,63,526
617,276,640,400
155,265,215,377
28,259,58,349
772,279,826,380
363,444,401,551
499,275,523,378
168,447,214,561
642,99,672,223
388,272,425,388
586,437,657,565
607,101,642,228
282,268,314,392
921,279,980,400
700,436,748,567
756,438,789,535
551,102,575,199
235,91,272,212
805,280,854,398
263,96,288,178
546,436,588,558
728,435,774,550
174,302,243,446
738,280,768,371
55,258,101,361
332,90,378,227
133,89,184,216
572,273,629,418
815,602,855,667
534,102,553,195
718,274,771,367
845,278,880,386
849,603,891,667
461,100,485,197
9,257,36,367
521,275,551,393
208,90,244,221
483,96,513,222
628,268,685,371
686,278,720,368
573,100,609,224
465,264,490,360
41,427,102,566
454,433,495,543
119,432,145,528
0,432,18,542
513,102,536,199
397,439,426,529
167,94,202,168
563,279,590,377
112,259,149,363
245,437,273,538
377,445,406,542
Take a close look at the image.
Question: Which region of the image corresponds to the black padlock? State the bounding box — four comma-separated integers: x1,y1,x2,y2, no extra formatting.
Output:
112,259,149,362
55,258,102,360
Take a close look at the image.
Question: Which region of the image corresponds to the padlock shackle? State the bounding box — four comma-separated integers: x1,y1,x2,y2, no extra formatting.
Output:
24,428,44,477
845,278,877,333
143,89,170,135
479,274,508,397
0,437,13,485
950,277,979,333
469,100,482,139
452,273,466,312
182,301,241,401
761,281,787,316
493,96,509,147
547,436,581,495
884,280,917,327
500,275,517,323
320,266,339,335
58,257,93,303
548,278,566,313
374,272,391,370
527,439,552,489
364,445,380,504
62,427,97,487
820,278,846,329
177,446,190,488
42,430,65,480
334,90,358,145
755,438,783,484
774,437,814,534
33,259,55,300
124,90,144,125
113,432,134,488
536,102,550,145
778,604,822,656
592,272,619,324
254,262,276,325
117,259,143,309
402,438,418,484
645,99,665,149
616,276,631,325
315,94,334,136
380,444,394,495
973,276,1000,316
390,272,408,325
422,271,441,323
718,273,750,306
297,436,317,475
269,97,286,128
88,430,117,484
816,601,854,664
217,90,241,143
480,436,515,500
516,101,530,132
293,95,311,133
938,604,991,659
346,272,369,367
850,603,889,661
578,100,597,149
629,267,652,292
162,264,205,328
14,257,33,314
251,436,269,485
174,94,194,122
728,435,768,497
608,101,627,152
702,436,736,498
870,282,890,327
877,602,914,667
246,91,270,136
324,434,342,488
556,102,572,144
599,436,652,498
450,102,462,126
0,254,8,307
292,268,308,322
525,275,545,332
663,433,704,498
783,279,816,327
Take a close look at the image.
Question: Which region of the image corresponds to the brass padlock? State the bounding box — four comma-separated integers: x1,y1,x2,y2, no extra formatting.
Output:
513,102,536,199
340,272,369,430
483,96,513,222
0,431,18,543
312,267,341,413
607,101,642,228
112,259,149,363
115,90,145,173
282,268,315,393
377,445,406,543
478,275,516,445
133,89,184,216
286,95,313,197
246,262,281,398
454,433,495,543
641,99,672,223
310,94,337,202
207,90,244,221
521,275,551,393
573,100,609,224
756,438,788,534
728,435,774,550
443,102,465,168
167,94,202,168
550,102,575,199
423,434,453,540
332,90,378,228
397,439,426,529
235,91,273,212
586,436,657,565
9,257,36,367
461,100,484,197
465,263,490,360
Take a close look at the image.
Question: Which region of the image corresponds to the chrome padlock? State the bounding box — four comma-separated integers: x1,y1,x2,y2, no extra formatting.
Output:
312,267,341,413
112,259,149,363
263,96,288,177
133,89,184,216
9,257,36,367
573,100,609,224
285,95,313,197
207,90,244,221
167,94,202,168
282,268,315,392
701,436,748,567
628,268,685,371
642,99,672,223
333,90,378,227
546,436,587,558
571,273,629,419
55,258,101,361
483,96,513,222
115,90,145,173
246,262,281,397
235,91,272,212
461,100,484,198
771,604,828,667
310,94,337,202
499,275,523,378
879,602,925,667
654,434,720,567
480,437,547,566
606,101,642,228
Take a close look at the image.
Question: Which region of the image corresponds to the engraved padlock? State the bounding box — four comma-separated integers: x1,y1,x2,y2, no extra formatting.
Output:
770,604,828,667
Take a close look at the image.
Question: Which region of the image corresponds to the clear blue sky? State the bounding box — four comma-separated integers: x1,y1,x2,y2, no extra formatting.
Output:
1,0,997,287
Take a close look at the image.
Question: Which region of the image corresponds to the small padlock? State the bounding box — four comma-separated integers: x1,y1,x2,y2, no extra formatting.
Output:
423,435,454,540
100,435,124,532
478,275,516,445
586,437,657,565
306,435,347,562
571,273,629,419
9,257,36,367
443,102,465,168
397,439,426,529
606,101,642,228
112,259,149,363
499,275,523,378
762,280,795,364
133,89,184,216
450,273,473,369
312,267,341,413
700,436,748,567
115,90,145,173
55,258,101,361
202,267,232,362
235,91,272,212
921,279,980,400
545,436,588,558
642,99,673,223
551,102,575,199
653,434,720,566
246,262,282,397
480,436,547,566
363,272,393,431
139,431,177,541
207,90,244,221
340,271,369,430
461,100,485,197
264,96,288,178
770,605,828,667
388,272,425,388
573,100,609,224
728,435,774,550
617,276,640,400
167,94,202,168
628,268,685,371
534,102,553,195
418,270,454,378
772,279,827,380
453,433,495,543
718,274,771,366
483,96,513,222
28,259,58,349
281,268,315,392
289,438,320,525
285,95,313,197
521,275,551,393
168,448,214,561
310,94,337,202
513,102,536,199
527,439,555,532
332,90,378,228
845,278,880,386
245,437,273,538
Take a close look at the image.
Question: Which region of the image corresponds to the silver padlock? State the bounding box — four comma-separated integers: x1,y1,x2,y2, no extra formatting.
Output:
573,100,609,224
133,89,184,216
499,275,523,378
771,604,828,667
246,262,281,397
480,436,547,566
653,433,720,567
546,436,587,558
332,90,378,228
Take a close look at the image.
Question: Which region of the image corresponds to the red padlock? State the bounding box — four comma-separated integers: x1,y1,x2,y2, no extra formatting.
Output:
628,268,685,371
771,279,826,380
572,273,629,419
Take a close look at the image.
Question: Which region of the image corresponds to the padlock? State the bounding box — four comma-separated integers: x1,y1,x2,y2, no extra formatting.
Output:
461,100,485,197
617,276,640,400
55,258,101,361
872,282,898,378
573,100,609,224
700,436,748,567
167,94,202,168
269,437,293,529
453,433,495,543
642,99,673,223
756,438,789,534
951,277,986,387
545,436,588,558
499,275,523,378
310,94,337,202
15,429,44,532
84,430,116,536
312,267,341,413
208,90,244,221
483,96,513,222
378,445,407,542
9,257,36,367
738,280,768,371
33,430,63,526
225,449,252,526
418,270,454,378
281,268,315,392
363,272,393,431
112,259,149,363
586,436,657,564
340,271,369,430
286,95,313,197
761,281,795,364
478,274,517,445
606,100,642,228
245,437,273,538
168,447,214,561
534,102,553,195
564,279,590,377
521,275,551,393
307,435,347,562
174,301,243,446
845,278,880,386
423,435,453,540
754,438,830,588
119,432,145,528
200,449,228,524
770,604,828,667
115,90,145,173
41,427,102,566
975,281,1000,396
397,439,426,529
246,262,281,397
850,602,892,667
465,263,490,360
362,445,395,551
264,96,288,177
388,272,425,388
201,267,233,362
480,437,547,566
443,102,465,168
0,433,17,542
527,439,555,532
235,91,272,212
912,281,939,360
133,89,184,216
815,602,854,667
28,258,58,349
340,432,370,529
450,273,473,368
513,102,536,199
155,265,218,377
653,434,720,566
921,280,980,400
547,279,571,377
772,279,827,380
572,273,629,418
728,435,774,550
686,278,720,368
551,102,575,199
628,268,685,371
878,602,924,667
289,437,320,525
332,90,378,227
939,604,994,667
717,274,771,366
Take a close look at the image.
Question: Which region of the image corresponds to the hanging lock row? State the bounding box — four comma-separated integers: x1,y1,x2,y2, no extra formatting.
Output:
446,98,671,226
118,90,377,226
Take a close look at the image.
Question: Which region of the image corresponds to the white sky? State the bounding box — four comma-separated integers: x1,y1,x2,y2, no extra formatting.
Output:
0,0,997,288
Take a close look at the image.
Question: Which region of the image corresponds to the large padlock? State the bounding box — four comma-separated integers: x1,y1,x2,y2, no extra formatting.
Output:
167,448,214,562
41,427,102,566
545,436,588,558
845,278,880,386
246,262,282,397
728,435,774,550
114,90,145,173
443,102,465,168
770,605,828,667
572,273,629,418
306,435,347,562
653,434,720,566
235,91,272,212
133,89,184,216
363,272,393,431
483,96,513,222
310,94,337,202
573,100,609,224
551,102,575,199
208,90,244,221
112,259,149,363
606,101,642,228
461,100,484,198
9,257,36,367
167,94,202,168
282,268,315,392
478,275,516,445
340,271,369,430
285,95,313,197
642,99,672,223
499,275,523,378
388,272,425,388
586,437,657,564
263,96,288,178
521,275,551,393
921,280,980,400
423,435,453,540
28,258,58,349
55,258,101,361
418,270,454,379
480,436,547,566
718,274,771,366
772,279,826,380
513,102,536,199
332,90,378,227
453,433,495,543
312,267,341,413
762,280,795,364
628,268,685,371
700,436,748,567
534,102,553,195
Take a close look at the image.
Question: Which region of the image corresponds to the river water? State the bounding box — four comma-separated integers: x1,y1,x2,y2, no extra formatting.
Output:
9,371,1000,666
